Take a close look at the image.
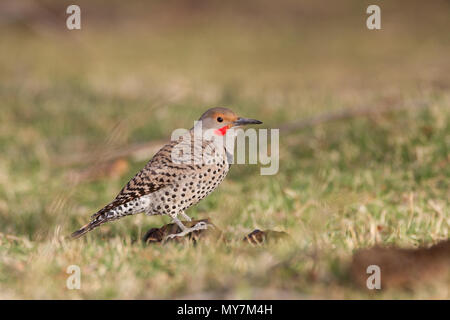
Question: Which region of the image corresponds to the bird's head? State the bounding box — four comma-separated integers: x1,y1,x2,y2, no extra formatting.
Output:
198,107,262,136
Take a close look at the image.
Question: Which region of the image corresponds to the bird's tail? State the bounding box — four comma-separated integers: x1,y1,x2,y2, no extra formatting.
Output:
70,201,136,239
71,204,116,239
70,217,105,239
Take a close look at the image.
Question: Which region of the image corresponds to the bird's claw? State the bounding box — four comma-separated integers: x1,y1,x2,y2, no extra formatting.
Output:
163,222,211,242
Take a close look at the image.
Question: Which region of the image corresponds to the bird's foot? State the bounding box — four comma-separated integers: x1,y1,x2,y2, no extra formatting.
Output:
163,221,211,242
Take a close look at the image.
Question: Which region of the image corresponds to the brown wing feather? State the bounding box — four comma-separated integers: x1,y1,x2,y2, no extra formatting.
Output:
89,141,177,220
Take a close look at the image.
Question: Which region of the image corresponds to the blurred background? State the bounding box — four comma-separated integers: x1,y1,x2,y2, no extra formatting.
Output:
0,0,448,299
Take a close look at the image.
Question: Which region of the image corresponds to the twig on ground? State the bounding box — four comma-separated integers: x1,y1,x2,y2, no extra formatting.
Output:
279,100,429,133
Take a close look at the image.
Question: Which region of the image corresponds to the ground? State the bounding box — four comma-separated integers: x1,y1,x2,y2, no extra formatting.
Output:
0,1,448,299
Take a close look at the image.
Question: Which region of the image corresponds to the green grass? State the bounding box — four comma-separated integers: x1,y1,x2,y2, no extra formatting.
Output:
0,1,449,299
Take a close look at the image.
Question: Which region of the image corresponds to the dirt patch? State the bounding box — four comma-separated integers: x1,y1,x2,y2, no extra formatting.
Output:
350,240,450,289
243,229,292,244
142,218,222,244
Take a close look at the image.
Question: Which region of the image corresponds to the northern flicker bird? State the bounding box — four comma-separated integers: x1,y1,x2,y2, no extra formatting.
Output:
71,107,262,240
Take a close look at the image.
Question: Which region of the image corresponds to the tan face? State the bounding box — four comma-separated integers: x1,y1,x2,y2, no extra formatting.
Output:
198,107,262,135
199,107,238,130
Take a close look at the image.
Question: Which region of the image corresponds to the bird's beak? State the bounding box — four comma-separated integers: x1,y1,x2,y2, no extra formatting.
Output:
233,117,263,126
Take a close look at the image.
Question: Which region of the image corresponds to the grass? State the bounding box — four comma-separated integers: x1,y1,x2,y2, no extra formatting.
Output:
0,1,449,299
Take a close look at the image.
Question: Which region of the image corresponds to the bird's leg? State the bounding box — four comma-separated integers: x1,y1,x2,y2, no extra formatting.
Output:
164,214,210,241
180,212,192,221
170,214,188,231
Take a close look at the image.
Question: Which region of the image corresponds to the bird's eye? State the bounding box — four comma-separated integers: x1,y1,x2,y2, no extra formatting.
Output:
217,117,223,122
